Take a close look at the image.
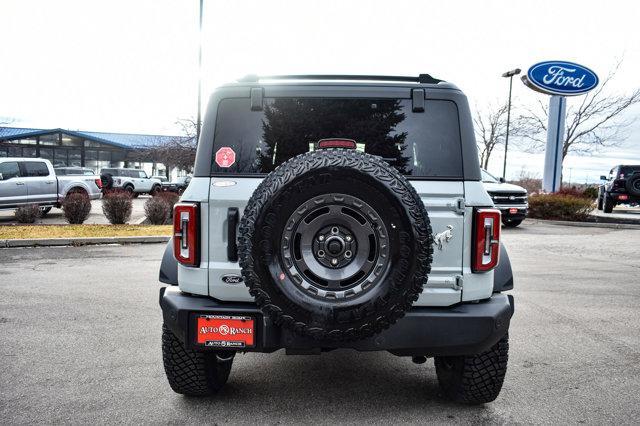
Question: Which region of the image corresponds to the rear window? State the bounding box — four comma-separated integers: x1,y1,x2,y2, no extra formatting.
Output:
211,97,462,178
619,166,640,178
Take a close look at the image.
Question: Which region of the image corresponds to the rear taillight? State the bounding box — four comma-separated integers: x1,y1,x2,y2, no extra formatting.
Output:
94,178,102,189
472,208,501,272
317,138,357,149
173,203,199,266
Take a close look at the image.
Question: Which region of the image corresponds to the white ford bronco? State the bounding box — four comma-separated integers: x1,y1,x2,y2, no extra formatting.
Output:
159,75,514,404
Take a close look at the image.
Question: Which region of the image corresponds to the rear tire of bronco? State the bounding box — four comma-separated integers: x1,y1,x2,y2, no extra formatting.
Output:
603,194,614,213
239,149,433,342
161,324,233,396
597,195,603,210
435,333,509,404
501,219,522,228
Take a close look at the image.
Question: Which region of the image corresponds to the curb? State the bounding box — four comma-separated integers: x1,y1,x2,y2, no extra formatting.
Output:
0,235,170,248
525,219,640,231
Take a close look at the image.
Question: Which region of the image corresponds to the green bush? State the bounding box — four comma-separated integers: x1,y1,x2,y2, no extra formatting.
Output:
62,192,92,224
528,194,594,221
14,204,41,223
582,186,599,200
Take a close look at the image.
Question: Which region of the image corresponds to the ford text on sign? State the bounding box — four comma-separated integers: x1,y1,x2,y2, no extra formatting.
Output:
526,61,598,96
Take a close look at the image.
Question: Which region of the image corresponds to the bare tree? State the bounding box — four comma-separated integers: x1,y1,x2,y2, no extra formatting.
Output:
129,118,197,175
474,103,516,169
517,61,640,162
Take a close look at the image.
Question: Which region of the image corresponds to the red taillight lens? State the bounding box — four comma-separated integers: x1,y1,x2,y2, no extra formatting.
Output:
94,178,102,189
173,203,199,266
618,194,629,200
317,138,357,149
472,208,501,272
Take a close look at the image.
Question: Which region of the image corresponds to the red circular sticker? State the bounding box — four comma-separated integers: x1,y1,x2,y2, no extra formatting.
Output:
215,147,236,168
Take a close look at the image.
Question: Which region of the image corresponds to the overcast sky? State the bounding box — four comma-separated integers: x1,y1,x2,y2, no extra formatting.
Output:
1,0,639,181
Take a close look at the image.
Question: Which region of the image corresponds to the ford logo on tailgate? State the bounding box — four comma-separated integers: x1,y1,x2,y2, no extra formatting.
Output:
221,274,243,284
524,61,598,96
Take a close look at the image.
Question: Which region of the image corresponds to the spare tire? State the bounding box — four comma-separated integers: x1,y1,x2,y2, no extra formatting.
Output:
101,173,114,191
626,174,640,197
238,149,433,341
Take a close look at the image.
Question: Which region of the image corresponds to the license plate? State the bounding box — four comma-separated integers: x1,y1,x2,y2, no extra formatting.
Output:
509,208,518,214
196,315,255,348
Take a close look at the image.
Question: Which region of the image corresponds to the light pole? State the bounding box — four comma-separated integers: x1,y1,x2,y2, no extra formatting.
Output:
196,0,204,144
501,68,521,180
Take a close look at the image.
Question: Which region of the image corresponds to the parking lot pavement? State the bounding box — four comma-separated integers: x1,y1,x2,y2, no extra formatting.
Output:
0,196,149,225
1,222,639,424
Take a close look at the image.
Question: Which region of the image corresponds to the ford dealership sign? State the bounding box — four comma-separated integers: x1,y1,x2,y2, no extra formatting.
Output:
523,61,598,96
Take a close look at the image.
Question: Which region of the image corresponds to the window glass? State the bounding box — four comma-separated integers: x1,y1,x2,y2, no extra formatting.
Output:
40,148,53,161
23,161,50,177
22,147,37,158
68,149,81,167
481,169,499,183
54,148,68,167
211,97,462,178
138,170,147,178
39,134,59,146
8,146,21,157
0,161,20,179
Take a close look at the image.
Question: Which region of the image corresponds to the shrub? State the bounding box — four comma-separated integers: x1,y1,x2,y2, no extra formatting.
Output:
156,191,180,216
62,193,92,224
102,191,133,224
582,186,599,200
528,194,594,221
145,196,171,225
14,204,41,223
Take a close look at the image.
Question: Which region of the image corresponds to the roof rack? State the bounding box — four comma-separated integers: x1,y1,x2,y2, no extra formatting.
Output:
237,74,443,84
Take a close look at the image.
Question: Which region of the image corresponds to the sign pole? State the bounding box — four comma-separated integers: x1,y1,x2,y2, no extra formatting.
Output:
542,95,566,192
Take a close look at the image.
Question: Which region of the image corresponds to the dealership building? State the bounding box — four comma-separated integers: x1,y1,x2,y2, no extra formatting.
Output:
0,126,191,179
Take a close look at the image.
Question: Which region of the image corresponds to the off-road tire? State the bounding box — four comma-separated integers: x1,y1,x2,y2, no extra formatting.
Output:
239,149,433,342
435,333,509,404
596,195,603,210
603,194,614,213
161,324,233,396
626,174,640,197
150,184,161,196
101,174,114,191
502,218,522,228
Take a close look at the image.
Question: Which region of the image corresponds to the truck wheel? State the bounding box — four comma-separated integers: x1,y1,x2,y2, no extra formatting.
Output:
596,195,603,210
435,333,509,404
124,185,135,197
150,185,161,196
626,174,640,197
502,218,522,228
161,324,233,396
603,194,614,213
101,174,114,191
239,149,433,342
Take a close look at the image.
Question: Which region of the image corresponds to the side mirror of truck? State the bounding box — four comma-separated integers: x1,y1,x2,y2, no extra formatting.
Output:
0,173,3,180
600,175,607,181
499,177,506,183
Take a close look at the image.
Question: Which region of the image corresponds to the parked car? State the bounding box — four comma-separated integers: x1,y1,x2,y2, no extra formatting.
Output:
99,168,162,196
158,74,515,404
161,175,191,195
55,167,96,176
598,165,640,213
481,169,528,227
0,158,102,215
151,175,169,183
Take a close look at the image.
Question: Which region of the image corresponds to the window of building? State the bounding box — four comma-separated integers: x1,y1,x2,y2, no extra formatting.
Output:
40,148,54,162
60,135,83,146
54,149,68,167
39,133,59,146
68,149,81,167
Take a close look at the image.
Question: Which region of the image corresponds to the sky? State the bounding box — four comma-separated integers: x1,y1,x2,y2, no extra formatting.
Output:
1,0,639,182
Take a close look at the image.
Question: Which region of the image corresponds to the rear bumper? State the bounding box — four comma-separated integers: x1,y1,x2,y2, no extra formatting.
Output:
160,286,514,356
495,204,528,221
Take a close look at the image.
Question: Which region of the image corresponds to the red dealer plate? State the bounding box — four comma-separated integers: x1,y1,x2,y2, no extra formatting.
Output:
509,208,518,214
196,315,255,348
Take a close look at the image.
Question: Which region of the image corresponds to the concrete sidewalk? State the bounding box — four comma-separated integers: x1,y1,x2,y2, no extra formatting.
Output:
589,205,640,223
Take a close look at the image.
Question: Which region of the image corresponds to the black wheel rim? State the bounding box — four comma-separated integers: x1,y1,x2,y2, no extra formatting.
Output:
280,193,390,300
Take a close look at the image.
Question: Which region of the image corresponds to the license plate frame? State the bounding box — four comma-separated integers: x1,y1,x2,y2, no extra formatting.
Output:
195,314,255,349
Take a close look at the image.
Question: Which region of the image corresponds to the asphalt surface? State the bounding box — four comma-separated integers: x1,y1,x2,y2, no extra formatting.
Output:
1,221,639,424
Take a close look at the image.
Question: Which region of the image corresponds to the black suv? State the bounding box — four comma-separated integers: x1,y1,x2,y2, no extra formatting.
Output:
598,165,640,213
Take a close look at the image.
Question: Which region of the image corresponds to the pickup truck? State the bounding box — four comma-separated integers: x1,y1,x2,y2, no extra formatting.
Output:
0,157,102,215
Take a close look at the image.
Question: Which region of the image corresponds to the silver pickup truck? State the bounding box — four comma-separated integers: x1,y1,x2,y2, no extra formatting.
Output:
0,158,102,215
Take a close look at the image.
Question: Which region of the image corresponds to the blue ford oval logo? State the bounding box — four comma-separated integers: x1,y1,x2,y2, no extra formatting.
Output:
525,61,598,96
